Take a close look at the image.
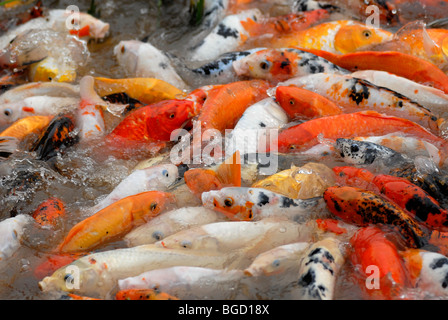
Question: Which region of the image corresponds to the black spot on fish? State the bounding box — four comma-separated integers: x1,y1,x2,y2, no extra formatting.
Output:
259,122,266,128
298,268,315,287
308,248,322,257
280,59,290,69
280,196,299,208
430,257,448,270
159,62,168,70
257,192,270,206
348,81,370,105
333,200,342,212
216,23,239,38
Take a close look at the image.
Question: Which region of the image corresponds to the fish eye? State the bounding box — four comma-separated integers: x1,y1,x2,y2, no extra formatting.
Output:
4,108,12,117
150,202,157,211
248,209,253,219
259,60,271,71
350,144,359,153
224,198,234,207
289,99,295,105
162,169,169,177
168,113,175,119
152,231,164,241
289,145,296,150
362,30,372,38
180,240,192,249
64,274,74,284
272,259,281,268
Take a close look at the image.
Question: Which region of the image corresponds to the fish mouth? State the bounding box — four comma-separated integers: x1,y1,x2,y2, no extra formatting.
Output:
167,177,186,191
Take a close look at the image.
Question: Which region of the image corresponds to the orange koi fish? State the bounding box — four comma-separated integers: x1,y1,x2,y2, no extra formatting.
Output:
275,111,447,155
32,197,66,227
57,191,176,253
115,289,179,300
332,166,376,190
350,226,410,299
371,174,448,233
93,77,183,106
268,20,393,54
0,115,53,142
184,151,241,198
275,85,343,119
323,185,429,248
298,49,448,93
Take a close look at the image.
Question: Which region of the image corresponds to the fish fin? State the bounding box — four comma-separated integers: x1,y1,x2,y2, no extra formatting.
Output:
0,136,18,158
184,168,222,198
216,151,241,187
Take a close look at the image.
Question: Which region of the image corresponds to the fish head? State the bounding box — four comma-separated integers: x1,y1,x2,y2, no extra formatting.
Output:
334,24,393,54
184,168,223,198
335,138,372,165
145,99,195,141
143,163,179,190
65,12,109,40
0,102,23,127
275,85,305,118
38,260,99,296
114,40,141,75
157,228,220,252
136,191,177,219
201,187,257,221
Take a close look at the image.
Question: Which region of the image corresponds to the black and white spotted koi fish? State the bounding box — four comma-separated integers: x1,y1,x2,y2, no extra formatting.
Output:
281,73,441,133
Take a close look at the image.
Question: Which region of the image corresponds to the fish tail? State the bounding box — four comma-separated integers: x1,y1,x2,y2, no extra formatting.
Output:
216,151,242,187
0,136,18,159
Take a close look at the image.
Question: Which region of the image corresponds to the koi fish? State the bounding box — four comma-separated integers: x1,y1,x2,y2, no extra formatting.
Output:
75,76,106,142
32,197,66,227
350,70,448,116
0,96,79,128
188,9,264,61
190,80,270,163
124,206,228,247
349,226,410,300
118,266,246,300
0,115,53,142
389,164,448,208
114,40,189,90
352,133,444,167
298,49,448,94
332,166,376,189
275,111,447,155
201,186,328,221
89,164,179,213
0,215,34,269
232,48,349,82
251,162,336,199
57,191,176,253
176,48,267,88
0,9,110,50
115,289,179,300
224,98,288,156
371,174,448,232
401,249,448,298
293,237,344,300
335,138,413,168
274,85,343,119
39,244,232,299
280,74,440,133
244,242,310,277
156,218,314,267
93,77,184,106
323,185,429,248
184,151,241,199
30,113,78,162
269,20,393,54
104,98,198,158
